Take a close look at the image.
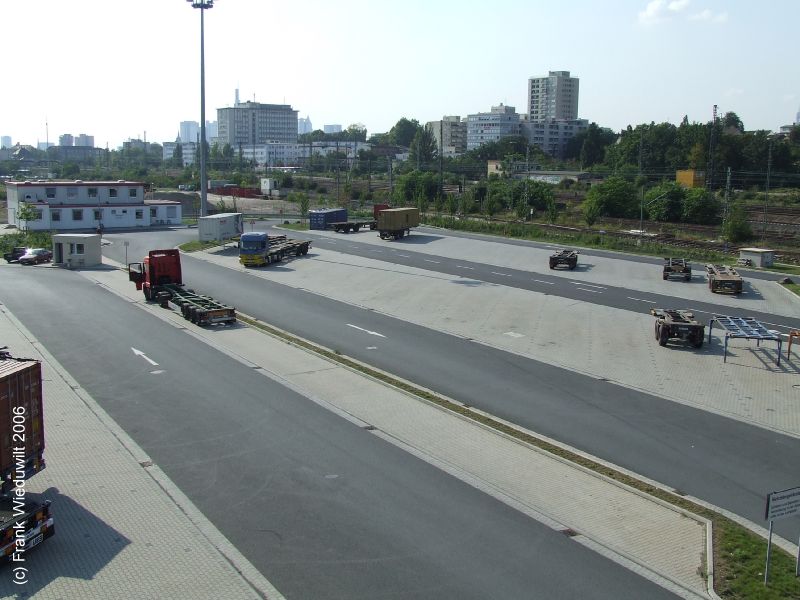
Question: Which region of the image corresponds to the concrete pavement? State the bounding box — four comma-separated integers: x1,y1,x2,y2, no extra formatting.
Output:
66,258,714,598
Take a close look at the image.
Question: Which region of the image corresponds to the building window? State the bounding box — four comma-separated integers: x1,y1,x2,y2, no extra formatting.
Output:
72,209,84,221
109,188,118,198
46,187,56,199
31,210,42,221
88,188,98,198
67,187,77,199
150,208,157,218
167,206,177,218
128,188,137,198
94,209,102,220
69,243,85,255
135,210,143,219
51,210,61,222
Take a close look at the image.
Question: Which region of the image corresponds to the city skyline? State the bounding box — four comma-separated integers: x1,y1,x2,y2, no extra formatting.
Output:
1,0,797,150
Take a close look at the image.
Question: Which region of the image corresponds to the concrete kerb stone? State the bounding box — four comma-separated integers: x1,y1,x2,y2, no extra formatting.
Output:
0,300,285,600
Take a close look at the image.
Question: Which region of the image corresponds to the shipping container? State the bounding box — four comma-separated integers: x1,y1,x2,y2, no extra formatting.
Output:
0,358,45,485
309,208,348,230
377,208,420,240
198,213,244,242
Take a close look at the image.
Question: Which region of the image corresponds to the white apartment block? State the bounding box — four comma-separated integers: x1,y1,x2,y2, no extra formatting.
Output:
521,118,589,159
240,141,372,167
466,104,521,151
426,116,467,157
162,141,198,167
5,181,181,231
528,71,579,122
74,134,94,147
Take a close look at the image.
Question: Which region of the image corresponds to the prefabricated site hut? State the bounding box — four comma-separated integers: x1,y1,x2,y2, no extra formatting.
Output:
5,180,181,231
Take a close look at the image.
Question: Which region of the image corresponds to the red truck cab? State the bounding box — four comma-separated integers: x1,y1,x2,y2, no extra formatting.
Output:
128,250,183,300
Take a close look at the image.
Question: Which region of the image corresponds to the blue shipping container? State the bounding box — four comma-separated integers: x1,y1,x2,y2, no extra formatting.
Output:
309,208,348,230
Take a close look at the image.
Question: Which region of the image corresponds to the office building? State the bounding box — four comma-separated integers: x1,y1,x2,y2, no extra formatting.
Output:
298,116,313,135
521,118,589,159
74,134,94,147
466,104,520,151
216,101,298,147
1,136,12,149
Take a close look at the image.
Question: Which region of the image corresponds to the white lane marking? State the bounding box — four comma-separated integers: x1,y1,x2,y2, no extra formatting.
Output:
455,265,474,270
491,271,511,277
576,287,602,294
372,249,383,253
397,254,411,258
150,369,165,375
131,347,158,366
366,346,378,350
504,332,524,338
424,259,441,264
532,279,555,285
347,324,386,338
627,297,657,304
570,281,606,289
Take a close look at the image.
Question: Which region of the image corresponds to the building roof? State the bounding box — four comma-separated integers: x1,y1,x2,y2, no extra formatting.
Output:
6,180,145,187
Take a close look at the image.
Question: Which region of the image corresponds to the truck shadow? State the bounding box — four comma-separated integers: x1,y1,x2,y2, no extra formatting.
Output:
0,487,130,599
386,233,443,245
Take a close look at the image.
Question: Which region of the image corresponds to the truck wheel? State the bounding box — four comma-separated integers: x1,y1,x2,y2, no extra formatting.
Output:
658,326,669,346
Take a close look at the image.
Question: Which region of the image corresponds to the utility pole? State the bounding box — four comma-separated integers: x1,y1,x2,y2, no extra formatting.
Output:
706,104,718,190
762,138,773,242
439,121,443,199
723,167,731,253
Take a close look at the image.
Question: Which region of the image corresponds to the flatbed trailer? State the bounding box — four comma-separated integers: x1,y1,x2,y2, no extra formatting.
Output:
549,250,578,270
705,264,743,294
650,309,705,347
327,220,377,233
663,257,692,281
238,232,311,267
129,250,237,325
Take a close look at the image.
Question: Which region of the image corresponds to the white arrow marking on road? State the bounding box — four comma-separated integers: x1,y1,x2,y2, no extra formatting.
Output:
347,324,386,338
131,347,159,366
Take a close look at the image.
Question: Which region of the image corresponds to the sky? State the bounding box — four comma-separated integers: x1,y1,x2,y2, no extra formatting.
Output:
2,0,797,150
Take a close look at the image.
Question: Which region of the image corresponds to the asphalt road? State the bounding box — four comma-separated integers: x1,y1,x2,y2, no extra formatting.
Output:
0,265,677,600
100,228,800,541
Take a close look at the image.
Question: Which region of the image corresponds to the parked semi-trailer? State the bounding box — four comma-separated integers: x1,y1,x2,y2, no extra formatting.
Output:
198,213,244,242
128,250,236,325
0,349,54,561
239,232,311,267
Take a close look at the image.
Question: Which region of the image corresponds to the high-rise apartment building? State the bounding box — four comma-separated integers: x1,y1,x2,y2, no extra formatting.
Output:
527,71,579,122
298,116,313,135
216,101,298,147
0,136,11,149
75,134,94,147
180,121,199,144
59,134,74,147
426,116,467,157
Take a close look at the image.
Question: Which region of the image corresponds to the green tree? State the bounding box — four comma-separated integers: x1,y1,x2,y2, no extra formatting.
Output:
447,194,458,218
16,202,41,232
645,183,684,222
545,196,558,224
582,176,638,219
515,197,528,220
722,203,753,243
583,199,601,226
682,188,721,225
388,117,420,147
409,124,438,167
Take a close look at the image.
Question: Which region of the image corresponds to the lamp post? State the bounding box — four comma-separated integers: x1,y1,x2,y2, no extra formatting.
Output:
187,0,214,218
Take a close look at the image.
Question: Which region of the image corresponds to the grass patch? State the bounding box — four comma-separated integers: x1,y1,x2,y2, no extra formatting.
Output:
178,239,227,252
280,222,308,231
769,264,800,276
236,311,800,599
781,282,800,297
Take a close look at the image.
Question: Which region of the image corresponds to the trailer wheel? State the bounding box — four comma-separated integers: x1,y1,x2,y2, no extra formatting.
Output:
549,261,555,270
654,321,661,340
684,274,691,281
691,332,704,348
569,260,577,270
658,325,669,346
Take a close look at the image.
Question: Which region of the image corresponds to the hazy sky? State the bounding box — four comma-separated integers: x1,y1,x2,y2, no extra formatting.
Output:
2,0,797,149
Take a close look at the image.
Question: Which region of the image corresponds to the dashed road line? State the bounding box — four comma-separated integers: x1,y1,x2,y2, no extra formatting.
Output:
627,297,657,304
570,281,606,289
532,279,555,285
576,287,602,294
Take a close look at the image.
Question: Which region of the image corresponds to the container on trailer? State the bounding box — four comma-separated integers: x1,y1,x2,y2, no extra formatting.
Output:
377,208,420,231
0,359,46,484
309,208,347,230
372,204,390,219
198,213,244,242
